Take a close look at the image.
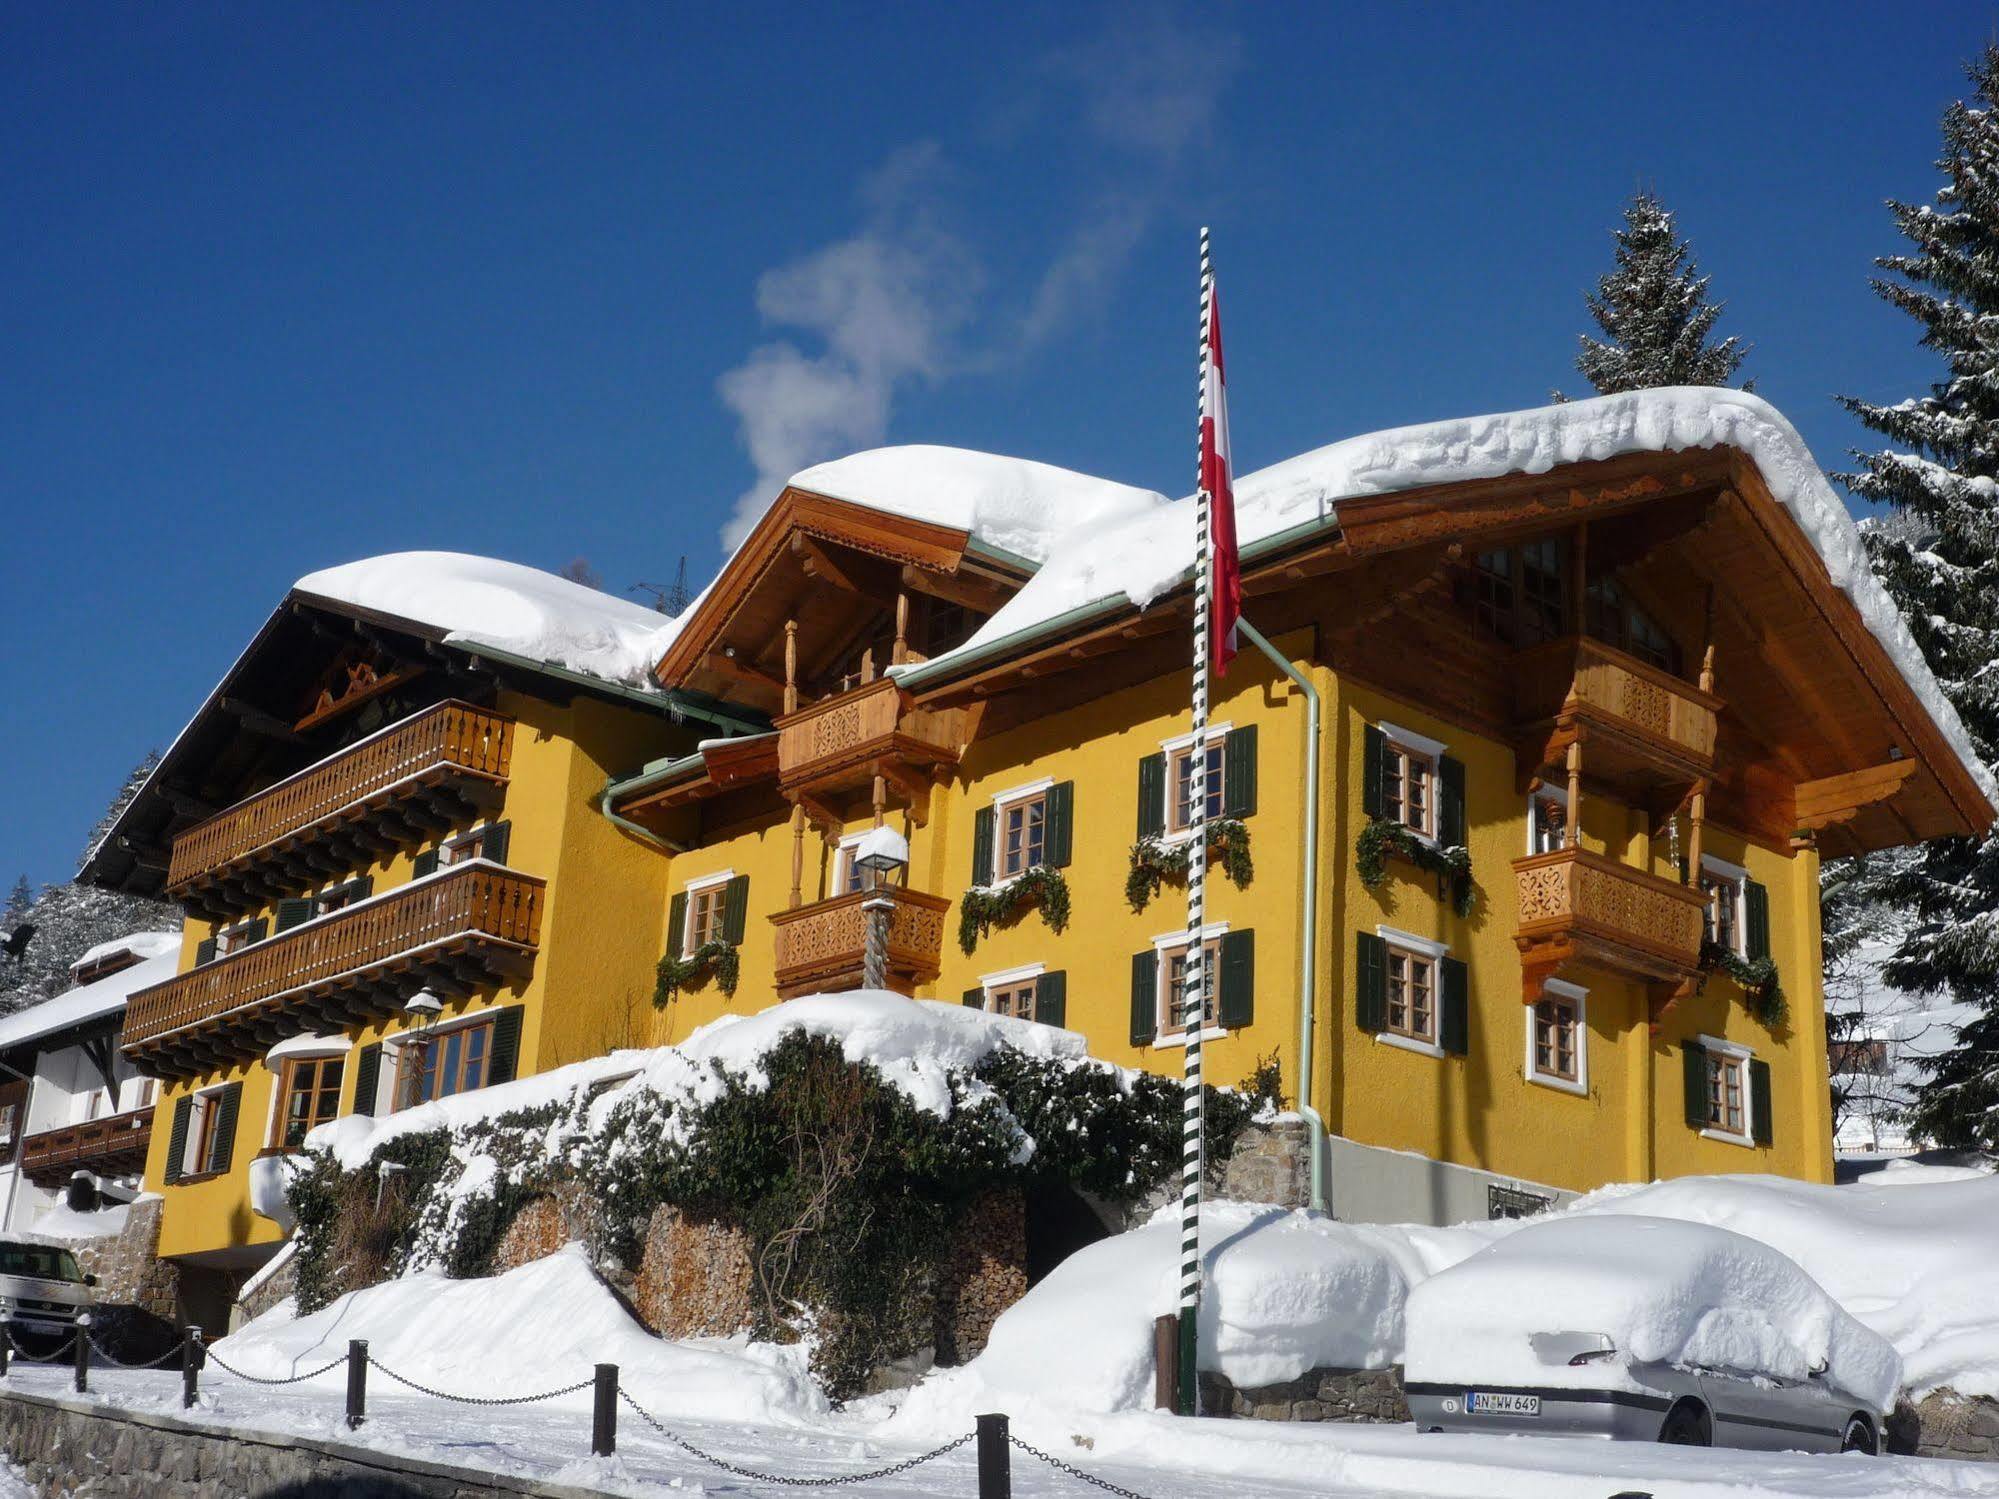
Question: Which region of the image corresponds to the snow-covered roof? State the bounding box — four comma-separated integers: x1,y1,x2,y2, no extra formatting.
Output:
293,551,687,691
788,446,1170,567
884,389,1994,806
70,930,177,977
0,933,179,1055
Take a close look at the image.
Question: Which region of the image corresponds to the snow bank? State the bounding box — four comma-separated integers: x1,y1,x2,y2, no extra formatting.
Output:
1405,1215,1902,1412
213,1244,825,1424
28,1200,129,1241
293,551,682,689
899,389,1992,804
1574,1171,1999,1399
789,446,1170,566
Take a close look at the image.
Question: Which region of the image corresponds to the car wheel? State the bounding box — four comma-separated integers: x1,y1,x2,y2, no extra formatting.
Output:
1841,1415,1877,1455
1658,1400,1712,1446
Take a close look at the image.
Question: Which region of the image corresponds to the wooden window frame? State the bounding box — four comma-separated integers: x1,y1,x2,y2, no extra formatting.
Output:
1700,855,1748,958
213,918,263,958
682,871,734,950
313,877,370,917
1471,542,1570,648
1702,1043,1753,1143
1164,733,1227,837
186,1088,228,1177
440,823,505,868
994,780,1053,879
1526,979,1587,1092
394,1015,496,1112
1155,930,1225,1039
1383,940,1439,1047
1380,731,1441,841
272,1054,346,1150
983,973,1041,1023
832,836,867,896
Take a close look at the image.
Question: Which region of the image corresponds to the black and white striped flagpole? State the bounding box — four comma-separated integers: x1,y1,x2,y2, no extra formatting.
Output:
1177,227,1215,1417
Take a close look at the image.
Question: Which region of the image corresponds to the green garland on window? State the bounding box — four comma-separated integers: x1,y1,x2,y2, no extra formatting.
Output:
1355,816,1477,919
1698,939,1786,1027
957,866,1073,955
654,940,741,1005
1125,820,1254,912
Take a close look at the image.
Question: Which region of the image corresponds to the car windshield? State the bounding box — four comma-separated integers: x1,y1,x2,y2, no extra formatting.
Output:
0,1243,82,1282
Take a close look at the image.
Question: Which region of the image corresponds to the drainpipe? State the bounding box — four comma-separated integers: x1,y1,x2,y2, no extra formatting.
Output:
595,788,688,855
1235,617,1329,1214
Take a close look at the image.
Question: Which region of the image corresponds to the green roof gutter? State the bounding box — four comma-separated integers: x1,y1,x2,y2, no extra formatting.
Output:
450,641,766,735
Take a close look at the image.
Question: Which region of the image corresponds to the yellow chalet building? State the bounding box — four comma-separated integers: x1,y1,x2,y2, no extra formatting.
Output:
86,390,1994,1313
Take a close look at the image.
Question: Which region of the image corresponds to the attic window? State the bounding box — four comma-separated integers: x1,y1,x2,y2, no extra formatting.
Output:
69,948,141,987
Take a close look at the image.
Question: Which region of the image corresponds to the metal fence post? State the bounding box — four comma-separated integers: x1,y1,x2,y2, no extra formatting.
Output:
591,1364,618,1457
72,1314,89,1393
0,1326,10,1378
345,1339,367,1430
181,1328,202,1410
975,1412,1010,1499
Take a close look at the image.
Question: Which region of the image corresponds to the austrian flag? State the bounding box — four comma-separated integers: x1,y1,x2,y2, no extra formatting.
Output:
1202,279,1241,675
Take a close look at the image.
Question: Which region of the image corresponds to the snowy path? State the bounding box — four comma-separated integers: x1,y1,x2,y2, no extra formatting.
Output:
6,1365,1999,1499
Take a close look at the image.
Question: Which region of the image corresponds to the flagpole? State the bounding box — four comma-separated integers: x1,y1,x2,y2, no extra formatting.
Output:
1177,228,1215,1417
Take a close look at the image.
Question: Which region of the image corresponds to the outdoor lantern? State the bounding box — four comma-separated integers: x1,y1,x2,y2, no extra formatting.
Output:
852,825,910,890
404,988,444,1021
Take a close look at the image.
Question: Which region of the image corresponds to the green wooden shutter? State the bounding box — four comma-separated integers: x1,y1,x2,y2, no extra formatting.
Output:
1439,756,1467,848
1439,956,1470,1056
1037,969,1067,1029
480,821,511,866
1355,931,1388,1033
242,918,269,946
487,1006,525,1086
962,987,985,1008
163,1096,192,1184
274,898,312,934
1682,1042,1709,1130
1744,880,1771,961
722,874,751,944
1749,1058,1774,1147
1130,950,1159,1046
971,806,996,886
208,1084,242,1174
1223,725,1258,819
412,848,440,878
1218,930,1255,1029
1136,753,1167,839
1045,781,1075,868
351,1043,383,1118
194,937,218,967
348,875,374,902
666,892,688,958
1362,725,1386,819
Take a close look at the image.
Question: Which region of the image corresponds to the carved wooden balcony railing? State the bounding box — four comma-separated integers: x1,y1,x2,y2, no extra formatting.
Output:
769,886,951,998
19,1109,153,1186
1512,846,1709,1006
774,679,968,800
166,701,513,920
125,863,542,1077
1513,636,1721,796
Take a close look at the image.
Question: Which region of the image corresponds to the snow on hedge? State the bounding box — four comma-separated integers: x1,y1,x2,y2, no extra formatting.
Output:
1405,1215,1903,1413
1574,1169,1999,1399
212,1244,825,1424
293,550,683,689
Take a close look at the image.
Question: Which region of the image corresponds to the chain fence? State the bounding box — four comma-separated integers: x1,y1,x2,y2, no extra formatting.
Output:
365,1353,593,1408
200,1345,346,1386
1008,1432,1158,1499
618,1388,976,1488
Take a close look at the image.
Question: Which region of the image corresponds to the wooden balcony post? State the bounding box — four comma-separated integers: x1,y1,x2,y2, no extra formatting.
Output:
872,774,887,829
1565,738,1583,849
789,801,806,910
893,591,909,667
783,620,799,716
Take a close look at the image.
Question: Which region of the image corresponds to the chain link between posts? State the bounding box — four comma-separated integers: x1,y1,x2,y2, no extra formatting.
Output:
0,1329,76,1365
1008,1433,1158,1499
618,1388,976,1487
200,1346,346,1386
365,1353,594,1407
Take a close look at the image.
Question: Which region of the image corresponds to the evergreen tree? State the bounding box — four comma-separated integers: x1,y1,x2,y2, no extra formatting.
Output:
1838,46,1999,1153
4,877,29,923
1574,192,1751,396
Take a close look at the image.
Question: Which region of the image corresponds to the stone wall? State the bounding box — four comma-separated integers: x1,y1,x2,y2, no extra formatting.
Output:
1218,1118,1313,1209
1892,1390,1999,1461
237,1249,299,1324
1198,1365,1409,1423
0,1388,618,1498
62,1196,189,1358
492,1185,592,1277
631,1204,756,1340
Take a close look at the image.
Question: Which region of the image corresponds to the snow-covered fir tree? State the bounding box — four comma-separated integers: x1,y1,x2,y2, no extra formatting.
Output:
1574,192,1750,396
1837,45,1999,1154
0,755,177,1013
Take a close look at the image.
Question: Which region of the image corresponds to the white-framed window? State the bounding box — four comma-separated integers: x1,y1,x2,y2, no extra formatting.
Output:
1527,785,1569,856
832,836,868,896
978,962,1045,1022
681,871,734,950
1384,938,1439,1045
1526,978,1588,1093
213,917,266,958
1699,1034,1754,1144
1155,924,1228,1040
1161,726,1230,837
441,823,507,867
993,778,1054,879
1378,721,1445,841
314,876,371,916
1700,855,1748,957
181,1086,233,1177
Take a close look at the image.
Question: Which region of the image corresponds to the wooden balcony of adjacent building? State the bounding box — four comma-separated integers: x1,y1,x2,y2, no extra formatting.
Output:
18,1109,152,1186
1512,844,1709,1010
165,701,513,921
1512,635,1721,801
769,885,950,999
124,862,542,1078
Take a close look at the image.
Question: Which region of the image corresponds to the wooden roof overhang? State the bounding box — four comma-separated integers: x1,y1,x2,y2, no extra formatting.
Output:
652,487,1034,717
610,733,783,829
901,447,1993,858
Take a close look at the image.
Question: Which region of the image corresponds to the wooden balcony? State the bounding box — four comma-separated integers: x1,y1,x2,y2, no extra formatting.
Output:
19,1109,153,1186
1513,636,1720,795
166,701,513,920
775,679,968,800
769,886,951,998
1512,846,1708,1005
125,863,542,1078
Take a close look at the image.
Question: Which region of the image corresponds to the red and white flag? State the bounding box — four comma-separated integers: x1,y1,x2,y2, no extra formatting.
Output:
1202,279,1241,676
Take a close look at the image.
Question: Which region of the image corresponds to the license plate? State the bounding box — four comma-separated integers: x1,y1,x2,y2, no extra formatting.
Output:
1466,1391,1541,1416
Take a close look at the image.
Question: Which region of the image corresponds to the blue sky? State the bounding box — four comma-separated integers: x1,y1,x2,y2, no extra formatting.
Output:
3,2,1992,888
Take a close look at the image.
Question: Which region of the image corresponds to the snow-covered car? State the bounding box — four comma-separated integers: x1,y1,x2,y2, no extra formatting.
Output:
1402,1216,1898,1453
0,1239,97,1339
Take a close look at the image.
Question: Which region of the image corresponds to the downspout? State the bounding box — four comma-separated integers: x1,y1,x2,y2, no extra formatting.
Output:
1235,618,1329,1214
595,787,689,855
